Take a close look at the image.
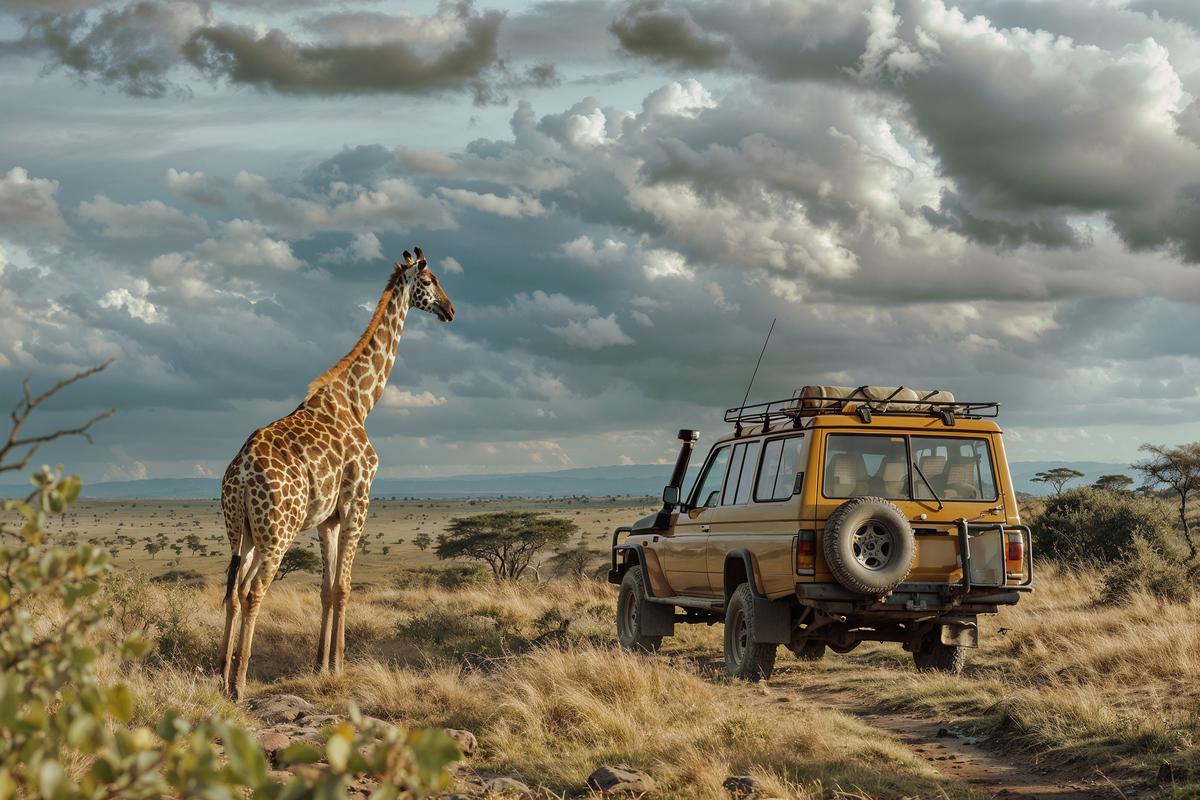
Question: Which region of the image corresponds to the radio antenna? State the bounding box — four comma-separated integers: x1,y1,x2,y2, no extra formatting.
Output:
738,317,776,414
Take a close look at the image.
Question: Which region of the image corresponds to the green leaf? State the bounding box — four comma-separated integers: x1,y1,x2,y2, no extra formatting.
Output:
326,731,352,772
408,728,459,788
279,742,323,765
38,760,63,798
107,684,135,723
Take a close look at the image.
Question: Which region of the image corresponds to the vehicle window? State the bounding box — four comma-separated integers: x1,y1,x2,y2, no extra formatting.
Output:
733,441,761,505
824,435,908,499
692,445,731,508
911,436,997,501
756,436,806,501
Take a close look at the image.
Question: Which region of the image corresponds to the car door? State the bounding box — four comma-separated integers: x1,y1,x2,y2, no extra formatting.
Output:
706,434,809,599
665,443,733,595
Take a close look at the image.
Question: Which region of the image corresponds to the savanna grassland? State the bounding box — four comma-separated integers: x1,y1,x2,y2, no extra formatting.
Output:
40,496,1200,799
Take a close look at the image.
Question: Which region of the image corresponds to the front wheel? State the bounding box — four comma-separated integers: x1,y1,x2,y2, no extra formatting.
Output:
616,566,662,653
723,583,778,680
913,638,966,674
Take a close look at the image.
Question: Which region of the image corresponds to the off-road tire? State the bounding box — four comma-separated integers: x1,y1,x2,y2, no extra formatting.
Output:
723,583,777,680
790,639,827,661
616,566,662,653
913,638,966,674
823,497,915,595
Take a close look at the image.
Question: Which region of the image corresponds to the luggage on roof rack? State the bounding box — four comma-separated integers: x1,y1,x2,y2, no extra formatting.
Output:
724,384,999,428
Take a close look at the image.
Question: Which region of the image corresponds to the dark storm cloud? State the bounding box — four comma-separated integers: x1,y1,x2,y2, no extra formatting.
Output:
610,0,1200,262
0,0,523,102
184,4,505,100
609,0,730,68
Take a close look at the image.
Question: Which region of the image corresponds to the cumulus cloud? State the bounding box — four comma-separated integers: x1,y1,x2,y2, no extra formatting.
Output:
612,0,1200,261
562,234,627,264
98,279,164,324
547,313,635,348
378,386,448,414
0,167,68,239
166,168,226,206
194,219,301,270
78,195,210,238
321,231,383,264
438,187,547,217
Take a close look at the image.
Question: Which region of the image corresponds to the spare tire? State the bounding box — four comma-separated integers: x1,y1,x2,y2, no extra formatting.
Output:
823,497,914,595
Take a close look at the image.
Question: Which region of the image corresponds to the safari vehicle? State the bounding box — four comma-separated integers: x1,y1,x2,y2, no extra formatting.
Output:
609,386,1033,679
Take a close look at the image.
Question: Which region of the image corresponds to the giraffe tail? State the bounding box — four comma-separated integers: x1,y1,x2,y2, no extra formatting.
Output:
224,499,250,604
224,553,241,604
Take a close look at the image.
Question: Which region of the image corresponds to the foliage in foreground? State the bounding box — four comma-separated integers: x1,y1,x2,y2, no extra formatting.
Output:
1,466,459,799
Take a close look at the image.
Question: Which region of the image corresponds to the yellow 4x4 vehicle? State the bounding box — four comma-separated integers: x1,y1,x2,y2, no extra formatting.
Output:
610,386,1032,678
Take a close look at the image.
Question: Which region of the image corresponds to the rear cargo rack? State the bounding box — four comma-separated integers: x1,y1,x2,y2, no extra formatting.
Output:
725,388,999,429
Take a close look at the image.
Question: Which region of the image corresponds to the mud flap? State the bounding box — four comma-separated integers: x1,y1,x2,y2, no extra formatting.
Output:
751,595,792,644
640,600,675,637
939,620,979,648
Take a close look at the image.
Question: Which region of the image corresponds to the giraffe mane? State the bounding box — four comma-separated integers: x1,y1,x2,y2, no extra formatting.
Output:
305,270,403,400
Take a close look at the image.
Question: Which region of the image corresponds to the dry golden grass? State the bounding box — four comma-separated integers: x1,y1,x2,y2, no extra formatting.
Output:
91,575,976,800
781,562,1200,794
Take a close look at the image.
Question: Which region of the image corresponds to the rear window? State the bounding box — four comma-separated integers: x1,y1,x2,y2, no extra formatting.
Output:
823,434,997,502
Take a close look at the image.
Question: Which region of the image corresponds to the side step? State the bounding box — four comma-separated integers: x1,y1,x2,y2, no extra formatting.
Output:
645,595,725,612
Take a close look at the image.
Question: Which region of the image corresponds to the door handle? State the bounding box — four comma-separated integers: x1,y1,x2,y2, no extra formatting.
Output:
700,525,711,533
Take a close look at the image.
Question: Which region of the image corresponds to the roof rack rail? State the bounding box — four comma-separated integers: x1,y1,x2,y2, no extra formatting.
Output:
724,392,999,429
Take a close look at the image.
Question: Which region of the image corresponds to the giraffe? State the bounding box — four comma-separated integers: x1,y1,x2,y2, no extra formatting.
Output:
218,247,455,701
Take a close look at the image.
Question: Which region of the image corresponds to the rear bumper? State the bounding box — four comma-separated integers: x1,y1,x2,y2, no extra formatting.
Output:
795,581,1026,616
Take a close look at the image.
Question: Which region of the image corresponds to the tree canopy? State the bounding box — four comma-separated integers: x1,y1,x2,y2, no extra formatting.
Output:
277,546,321,580
1031,467,1085,495
1093,474,1134,492
435,512,577,580
1135,442,1200,563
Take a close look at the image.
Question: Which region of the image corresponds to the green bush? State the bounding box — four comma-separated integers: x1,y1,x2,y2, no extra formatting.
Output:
1032,487,1178,564
1,466,459,799
1101,537,1196,604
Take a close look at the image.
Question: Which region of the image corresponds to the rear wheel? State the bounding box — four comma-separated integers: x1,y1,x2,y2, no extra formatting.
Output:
723,583,777,680
913,638,966,674
616,566,662,653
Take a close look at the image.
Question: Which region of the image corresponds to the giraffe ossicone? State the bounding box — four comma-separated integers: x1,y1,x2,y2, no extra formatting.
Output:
218,248,456,701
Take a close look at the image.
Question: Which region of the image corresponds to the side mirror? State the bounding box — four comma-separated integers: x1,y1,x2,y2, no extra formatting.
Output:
662,485,680,506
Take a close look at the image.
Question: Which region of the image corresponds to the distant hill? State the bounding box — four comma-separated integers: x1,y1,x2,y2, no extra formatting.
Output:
0,460,1137,500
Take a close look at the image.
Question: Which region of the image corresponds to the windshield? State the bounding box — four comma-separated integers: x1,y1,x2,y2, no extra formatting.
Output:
824,434,997,502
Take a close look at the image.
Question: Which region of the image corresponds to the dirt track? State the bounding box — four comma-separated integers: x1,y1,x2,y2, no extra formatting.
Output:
765,676,1123,800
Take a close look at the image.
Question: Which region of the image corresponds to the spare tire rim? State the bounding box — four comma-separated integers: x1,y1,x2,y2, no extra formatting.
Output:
851,521,894,570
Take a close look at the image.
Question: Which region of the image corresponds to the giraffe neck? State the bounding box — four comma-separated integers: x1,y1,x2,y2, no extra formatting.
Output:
306,273,411,422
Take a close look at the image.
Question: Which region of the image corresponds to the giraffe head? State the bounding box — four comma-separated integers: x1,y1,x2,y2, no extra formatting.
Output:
396,247,455,322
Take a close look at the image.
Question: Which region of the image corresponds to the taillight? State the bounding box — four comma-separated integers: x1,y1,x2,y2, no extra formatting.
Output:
796,531,815,574
1005,530,1024,579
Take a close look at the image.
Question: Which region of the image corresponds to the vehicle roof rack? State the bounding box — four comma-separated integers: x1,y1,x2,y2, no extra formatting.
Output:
724,385,999,429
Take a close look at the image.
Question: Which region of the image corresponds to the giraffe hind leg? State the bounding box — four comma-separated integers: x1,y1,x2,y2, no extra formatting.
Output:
219,498,250,697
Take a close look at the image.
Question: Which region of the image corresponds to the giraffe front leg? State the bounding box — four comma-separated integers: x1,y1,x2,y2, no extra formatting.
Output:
315,517,340,673
331,498,369,673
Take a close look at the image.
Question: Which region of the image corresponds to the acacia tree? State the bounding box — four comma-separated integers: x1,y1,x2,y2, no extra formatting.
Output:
1093,474,1134,492
1135,442,1200,563
412,532,432,551
1032,467,1085,496
277,546,321,580
435,512,577,580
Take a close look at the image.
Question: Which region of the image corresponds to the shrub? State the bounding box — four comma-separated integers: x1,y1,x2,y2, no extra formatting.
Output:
1,465,460,799
1033,487,1178,564
1101,537,1195,604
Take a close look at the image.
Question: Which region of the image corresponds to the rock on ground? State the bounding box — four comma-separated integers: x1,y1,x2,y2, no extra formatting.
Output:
586,765,656,794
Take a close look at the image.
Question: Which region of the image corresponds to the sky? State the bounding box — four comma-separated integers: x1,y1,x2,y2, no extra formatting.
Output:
2,0,1200,484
